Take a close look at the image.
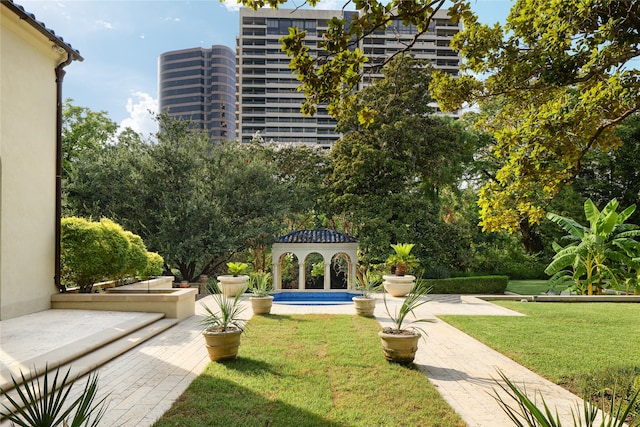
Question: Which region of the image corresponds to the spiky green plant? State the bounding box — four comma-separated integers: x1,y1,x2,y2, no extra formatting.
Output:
201,288,247,332
248,271,272,297
0,365,108,427
493,370,640,427
382,280,433,335
355,268,382,298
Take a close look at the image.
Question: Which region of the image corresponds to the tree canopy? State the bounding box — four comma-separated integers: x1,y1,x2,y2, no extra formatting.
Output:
65,108,326,281
325,56,472,266
428,0,640,232
236,0,640,234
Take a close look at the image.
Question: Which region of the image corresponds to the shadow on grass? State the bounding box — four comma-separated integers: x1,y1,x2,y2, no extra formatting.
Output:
154,371,343,427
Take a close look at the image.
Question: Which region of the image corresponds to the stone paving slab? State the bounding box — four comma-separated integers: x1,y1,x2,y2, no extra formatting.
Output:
0,310,165,390
0,295,599,426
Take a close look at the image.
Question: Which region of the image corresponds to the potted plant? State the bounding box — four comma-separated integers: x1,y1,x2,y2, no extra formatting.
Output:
378,280,432,364
383,243,418,297
352,268,382,317
248,271,274,315
201,282,247,362
217,262,250,297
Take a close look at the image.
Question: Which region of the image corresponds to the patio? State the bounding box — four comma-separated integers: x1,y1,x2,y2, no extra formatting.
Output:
1,295,589,427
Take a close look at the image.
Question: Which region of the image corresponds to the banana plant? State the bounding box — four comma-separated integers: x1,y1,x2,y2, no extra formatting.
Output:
545,199,640,295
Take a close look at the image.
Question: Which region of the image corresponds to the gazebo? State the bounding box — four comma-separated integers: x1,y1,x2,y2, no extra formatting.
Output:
271,229,358,291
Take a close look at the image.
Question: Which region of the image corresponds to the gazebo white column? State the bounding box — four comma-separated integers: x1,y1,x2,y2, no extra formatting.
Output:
271,230,359,292
324,258,331,290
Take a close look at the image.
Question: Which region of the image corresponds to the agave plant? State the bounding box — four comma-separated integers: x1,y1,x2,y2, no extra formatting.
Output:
201,284,247,332
493,370,640,427
0,365,108,427
545,199,640,295
248,271,272,297
382,279,433,335
355,267,383,298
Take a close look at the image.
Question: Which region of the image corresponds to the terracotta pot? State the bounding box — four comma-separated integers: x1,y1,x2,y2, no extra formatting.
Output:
250,295,274,314
352,296,376,317
382,275,416,297
203,328,242,361
217,275,249,297
179,281,191,288
378,330,420,365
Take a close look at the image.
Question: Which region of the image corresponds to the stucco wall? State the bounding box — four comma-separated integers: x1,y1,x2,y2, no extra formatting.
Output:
0,8,67,319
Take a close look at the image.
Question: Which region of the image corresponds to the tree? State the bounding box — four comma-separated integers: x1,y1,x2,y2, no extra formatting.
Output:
573,113,640,223
62,99,118,180
429,0,640,233
325,56,472,266
66,109,325,281
237,0,640,236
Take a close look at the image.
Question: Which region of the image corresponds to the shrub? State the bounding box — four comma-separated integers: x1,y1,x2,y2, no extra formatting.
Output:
61,217,159,292
468,241,548,280
123,231,148,280
423,265,451,279
142,252,164,278
61,217,128,292
420,276,508,294
96,218,131,279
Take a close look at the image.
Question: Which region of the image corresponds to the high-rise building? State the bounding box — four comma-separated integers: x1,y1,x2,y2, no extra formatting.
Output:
158,45,236,140
236,8,461,147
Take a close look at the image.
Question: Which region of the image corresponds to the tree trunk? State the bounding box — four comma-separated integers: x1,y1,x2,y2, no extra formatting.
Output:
519,219,544,254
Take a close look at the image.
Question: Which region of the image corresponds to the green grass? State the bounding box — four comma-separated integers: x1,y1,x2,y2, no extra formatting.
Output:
440,302,640,402
153,314,466,427
506,279,552,295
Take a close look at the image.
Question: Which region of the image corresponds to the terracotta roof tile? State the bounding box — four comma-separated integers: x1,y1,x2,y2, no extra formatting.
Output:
277,229,358,244
3,0,83,61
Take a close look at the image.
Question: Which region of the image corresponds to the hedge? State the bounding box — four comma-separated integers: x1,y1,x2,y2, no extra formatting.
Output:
61,217,164,292
420,275,509,294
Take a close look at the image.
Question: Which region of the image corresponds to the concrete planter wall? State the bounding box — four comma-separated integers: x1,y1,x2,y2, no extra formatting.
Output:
51,287,197,320
116,276,175,290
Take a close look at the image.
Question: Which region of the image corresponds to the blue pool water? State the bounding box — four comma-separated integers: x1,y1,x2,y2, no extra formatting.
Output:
272,291,358,305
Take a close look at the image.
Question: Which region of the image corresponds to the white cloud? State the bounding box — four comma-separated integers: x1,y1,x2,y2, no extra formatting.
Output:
95,19,113,29
119,92,158,136
221,0,241,12
315,0,349,10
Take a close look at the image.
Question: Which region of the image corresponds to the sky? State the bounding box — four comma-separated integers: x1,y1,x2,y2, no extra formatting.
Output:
17,0,513,135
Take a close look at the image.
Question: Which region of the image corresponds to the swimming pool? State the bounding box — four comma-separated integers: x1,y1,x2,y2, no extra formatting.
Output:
271,291,359,305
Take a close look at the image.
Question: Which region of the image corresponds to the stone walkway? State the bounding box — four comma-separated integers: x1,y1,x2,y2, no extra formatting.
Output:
0,295,594,426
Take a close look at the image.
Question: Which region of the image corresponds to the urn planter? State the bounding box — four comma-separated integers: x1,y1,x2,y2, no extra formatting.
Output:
383,275,416,297
250,295,274,315
352,296,376,317
378,330,420,364
217,275,249,298
203,328,243,361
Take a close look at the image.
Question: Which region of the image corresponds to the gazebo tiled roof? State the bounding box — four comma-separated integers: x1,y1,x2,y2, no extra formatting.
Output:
276,229,358,244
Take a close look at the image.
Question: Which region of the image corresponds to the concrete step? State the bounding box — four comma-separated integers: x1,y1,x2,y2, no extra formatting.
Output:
0,316,177,413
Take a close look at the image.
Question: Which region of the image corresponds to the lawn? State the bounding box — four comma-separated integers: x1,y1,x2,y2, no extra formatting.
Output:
154,314,465,427
440,302,640,403
506,279,552,295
